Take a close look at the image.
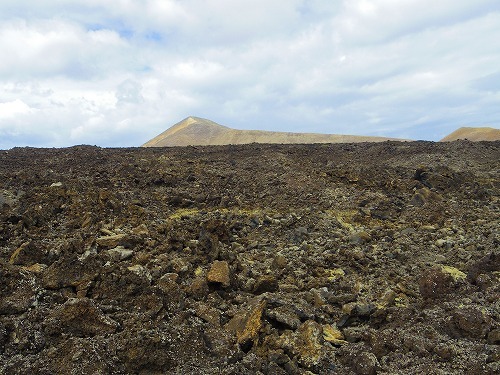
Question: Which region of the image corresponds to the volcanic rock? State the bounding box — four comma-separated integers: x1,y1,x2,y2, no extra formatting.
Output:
0,141,498,374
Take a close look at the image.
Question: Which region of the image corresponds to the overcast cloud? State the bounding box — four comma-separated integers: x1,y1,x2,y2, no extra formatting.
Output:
0,0,499,148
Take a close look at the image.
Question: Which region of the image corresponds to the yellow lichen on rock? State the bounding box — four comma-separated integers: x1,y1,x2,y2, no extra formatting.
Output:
236,298,267,345
9,241,30,264
297,320,324,367
327,268,345,281
323,324,347,345
441,265,467,281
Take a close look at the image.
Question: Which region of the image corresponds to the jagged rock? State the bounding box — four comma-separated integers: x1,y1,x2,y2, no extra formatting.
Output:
487,329,500,345
450,307,492,339
193,302,221,327
226,297,266,350
42,253,99,290
106,246,134,261
253,274,278,294
0,260,39,314
207,260,231,287
0,190,20,208
410,187,441,206
96,234,127,248
46,298,118,337
0,140,498,374
418,267,456,301
186,276,210,299
295,320,324,369
352,351,379,375
323,324,347,345
349,231,371,245
265,305,301,330
127,264,152,283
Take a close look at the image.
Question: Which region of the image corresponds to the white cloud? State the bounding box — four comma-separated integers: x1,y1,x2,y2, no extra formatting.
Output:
0,99,33,119
0,19,131,80
116,79,144,105
0,0,499,148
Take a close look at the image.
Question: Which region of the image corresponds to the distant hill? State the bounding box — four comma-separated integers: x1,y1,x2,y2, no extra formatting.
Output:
142,116,408,147
440,127,500,142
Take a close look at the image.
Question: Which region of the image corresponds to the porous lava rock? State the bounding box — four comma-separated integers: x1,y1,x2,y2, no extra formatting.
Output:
0,141,498,374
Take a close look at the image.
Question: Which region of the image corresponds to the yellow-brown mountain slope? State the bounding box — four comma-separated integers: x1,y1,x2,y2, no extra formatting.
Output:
142,117,408,147
440,127,500,141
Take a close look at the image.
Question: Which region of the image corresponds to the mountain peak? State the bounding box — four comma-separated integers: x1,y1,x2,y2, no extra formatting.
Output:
141,116,229,147
142,117,409,147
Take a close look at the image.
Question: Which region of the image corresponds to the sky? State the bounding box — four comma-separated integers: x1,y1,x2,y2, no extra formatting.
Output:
0,0,499,148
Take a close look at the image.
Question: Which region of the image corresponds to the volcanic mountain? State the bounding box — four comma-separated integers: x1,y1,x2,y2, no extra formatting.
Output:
142,116,408,147
440,127,500,142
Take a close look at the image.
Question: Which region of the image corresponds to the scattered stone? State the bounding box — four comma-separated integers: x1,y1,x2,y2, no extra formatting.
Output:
127,264,152,283
487,329,500,345
338,303,377,328
0,260,39,314
434,343,455,361
187,276,209,299
349,231,371,245
265,305,301,330
327,268,345,281
272,254,287,269
435,254,447,263
42,254,98,290
435,238,448,247
169,256,190,274
96,234,127,248
310,288,328,307
21,263,48,273
420,225,437,231
323,324,347,345
441,265,466,281
468,252,499,282
378,289,397,308
0,139,498,374
194,302,221,327
410,187,441,206
107,246,134,261
227,297,267,350
253,274,278,294
342,326,367,343
9,241,31,264
419,267,455,300
207,260,231,287
352,351,379,375
295,320,324,368
131,223,149,236
294,227,309,242
451,307,492,339
46,298,118,337
0,190,19,207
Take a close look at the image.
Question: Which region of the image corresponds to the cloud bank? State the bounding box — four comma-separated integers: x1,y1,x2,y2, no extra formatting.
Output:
1,0,499,148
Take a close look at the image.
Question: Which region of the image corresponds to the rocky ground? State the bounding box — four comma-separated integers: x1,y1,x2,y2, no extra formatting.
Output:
0,141,498,374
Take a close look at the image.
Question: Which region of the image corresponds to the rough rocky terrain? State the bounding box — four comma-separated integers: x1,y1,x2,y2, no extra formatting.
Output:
0,141,498,374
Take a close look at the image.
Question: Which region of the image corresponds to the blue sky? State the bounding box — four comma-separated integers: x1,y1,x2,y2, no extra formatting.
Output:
0,0,499,148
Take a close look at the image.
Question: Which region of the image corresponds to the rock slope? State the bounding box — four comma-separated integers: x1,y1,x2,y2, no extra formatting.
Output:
142,117,408,147
0,141,499,374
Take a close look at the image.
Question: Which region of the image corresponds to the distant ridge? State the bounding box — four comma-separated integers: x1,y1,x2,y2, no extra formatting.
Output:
142,116,408,147
440,127,500,142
